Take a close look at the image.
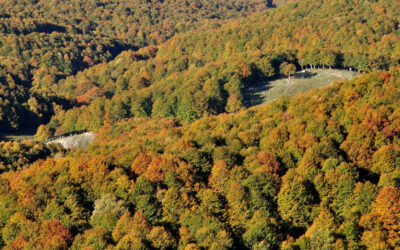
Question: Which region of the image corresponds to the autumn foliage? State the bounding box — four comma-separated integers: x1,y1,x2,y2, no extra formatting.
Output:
0,67,400,248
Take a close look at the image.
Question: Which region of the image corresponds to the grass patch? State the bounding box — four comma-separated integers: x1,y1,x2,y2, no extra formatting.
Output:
0,129,35,141
244,69,359,107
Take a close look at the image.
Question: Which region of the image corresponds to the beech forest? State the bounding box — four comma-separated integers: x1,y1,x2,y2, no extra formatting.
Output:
1,0,400,249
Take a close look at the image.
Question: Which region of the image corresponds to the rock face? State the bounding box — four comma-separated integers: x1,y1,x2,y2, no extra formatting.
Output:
46,132,95,149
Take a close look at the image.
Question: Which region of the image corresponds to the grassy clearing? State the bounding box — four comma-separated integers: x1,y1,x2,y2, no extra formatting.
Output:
244,69,359,107
46,132,95,149
0,130,35,141
0,69,359,142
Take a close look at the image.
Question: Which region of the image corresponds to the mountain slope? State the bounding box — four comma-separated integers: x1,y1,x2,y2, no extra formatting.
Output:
0,0,271,132
1,68,400,248
47,0,400,135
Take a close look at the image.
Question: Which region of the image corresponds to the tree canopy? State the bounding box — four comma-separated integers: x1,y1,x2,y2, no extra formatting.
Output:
1,0,400,248
1,67,400,248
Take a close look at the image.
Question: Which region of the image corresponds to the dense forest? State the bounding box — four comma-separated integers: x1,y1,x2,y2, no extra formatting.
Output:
1,68,400,249
40,0,400,136
1,0,400,249
0,0,270,132
1,0,399,133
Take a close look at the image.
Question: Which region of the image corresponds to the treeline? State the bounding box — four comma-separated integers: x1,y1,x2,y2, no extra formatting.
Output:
46,0,400,134
1,68,400,248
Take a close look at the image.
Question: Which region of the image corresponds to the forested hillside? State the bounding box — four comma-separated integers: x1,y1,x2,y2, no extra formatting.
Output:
44,0,400,135
0,0,270,132
0,0,270,46
1,68,400,249
1,0,400,249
